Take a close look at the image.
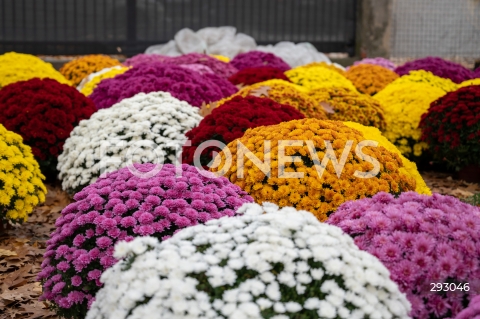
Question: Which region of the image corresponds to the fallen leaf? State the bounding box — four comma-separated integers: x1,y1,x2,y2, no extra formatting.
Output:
319,101,335,114
199,101,218,117
249,86,270,97
0,249,17,257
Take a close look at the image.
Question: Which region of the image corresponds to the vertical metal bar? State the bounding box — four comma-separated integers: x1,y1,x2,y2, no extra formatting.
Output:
104,0,107,42
44,0,48,53
84,0,87,52
145,0,149,40
22,0,26,43
33,0,37,49
163,0,167,41
127,0,137,53
74,1,77,52
12,0,16,43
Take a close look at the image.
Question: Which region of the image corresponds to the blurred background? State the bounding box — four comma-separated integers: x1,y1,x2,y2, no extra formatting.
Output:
0,0,479,67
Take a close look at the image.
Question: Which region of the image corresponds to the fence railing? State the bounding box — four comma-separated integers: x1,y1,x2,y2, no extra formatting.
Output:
0,0,357,56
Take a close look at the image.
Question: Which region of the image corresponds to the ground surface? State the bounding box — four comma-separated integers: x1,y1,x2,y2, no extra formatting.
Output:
0,172,479,319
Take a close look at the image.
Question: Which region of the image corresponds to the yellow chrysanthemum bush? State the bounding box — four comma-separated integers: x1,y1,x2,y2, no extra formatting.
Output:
59,54,122,86
299,61,346,76
80,66,130,96
459,78,480,88
211,119,416,221
307,87,386,130
0,52,70,88
215,79,328,119
373,82,446,158
345,64,399,95
391,70,458,93
344,122,431,195
0,124,47,224
285,66,358,91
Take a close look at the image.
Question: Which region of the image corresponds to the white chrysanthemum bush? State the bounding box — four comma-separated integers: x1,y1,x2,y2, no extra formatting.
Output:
87,203,411,319
57,91,202,194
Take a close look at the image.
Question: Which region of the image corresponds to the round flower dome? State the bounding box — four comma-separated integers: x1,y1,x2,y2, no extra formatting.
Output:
395,57,474,84
211,119,417,221
285,66,358,92
228,66,291,86
300,61,346,76
345,64,399,96
353,57,396,71
0,52,71,88
60,55,122,87
0,124,47,223
458,78,480,88
182,95,305,168
419,85,480,171
373,82,446,158
391,70,458,93
218,79,327,120
0,78,97,175
307,87,386,130
38,163,253,319
58,91,202,194
87,202,412,319
89,62,237,109
230,51,291,72
328,192,480,319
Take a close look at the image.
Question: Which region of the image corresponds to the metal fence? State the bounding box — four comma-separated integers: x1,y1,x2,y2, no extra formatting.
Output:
0,0,357,56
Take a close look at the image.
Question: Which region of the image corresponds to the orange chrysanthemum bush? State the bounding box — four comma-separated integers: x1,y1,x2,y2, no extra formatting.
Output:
345,64,399,95
211,119,416,221
215,79,327,119
307,87,386,130
59,55,122,86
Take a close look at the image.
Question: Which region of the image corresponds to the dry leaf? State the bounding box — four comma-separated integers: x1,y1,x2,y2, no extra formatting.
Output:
235,83,245,90
249,86,270,97
0,249,17,257
199,101,218,117
319,101,335,114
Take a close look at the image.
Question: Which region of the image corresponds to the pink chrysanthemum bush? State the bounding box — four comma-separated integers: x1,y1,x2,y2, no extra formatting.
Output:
328,192,480,319
38,163,253,319
455,295,480,319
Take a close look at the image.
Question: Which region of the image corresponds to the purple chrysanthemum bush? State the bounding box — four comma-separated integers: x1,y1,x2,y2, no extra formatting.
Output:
455,295,480,319
89,62,237,109
328,192,480,319
38,163,253,319
230,51,291,72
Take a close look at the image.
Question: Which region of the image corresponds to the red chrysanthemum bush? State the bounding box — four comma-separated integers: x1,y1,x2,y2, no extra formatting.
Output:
182,95,305,168
228,67,291,86
0,78,96,175
419,85,480,170
38,163,253,319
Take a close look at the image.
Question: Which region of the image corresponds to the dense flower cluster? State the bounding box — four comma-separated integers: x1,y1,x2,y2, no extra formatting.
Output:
80,66,130,96
455,295,480,319
300,61,346,76
123,54,167,67
89,62,237,109
373,82,446,157
60,55,122,87
353,57,396,71
328,192,480,319
228,67,291,86
391,70,458,93
285,66,358,92
307,87,386,130
459,78,480,88
217,79,327,120
0,124,47,223
161,53,238,78
39,163,252,319
0,78,96,174
230,51,291,72
0,52,70,88
58,92,202,194
344,122,431,195
178,63,214,75
345,64,399,95
395,57,474,84
419,85,480,170
87,202,411,319
182,96,304,167
211,119,416,221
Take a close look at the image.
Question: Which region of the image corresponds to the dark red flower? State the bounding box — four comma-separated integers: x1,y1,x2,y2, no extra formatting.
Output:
0,78,96,174
228,67,291,86
419,85,480,169
182,96,304,168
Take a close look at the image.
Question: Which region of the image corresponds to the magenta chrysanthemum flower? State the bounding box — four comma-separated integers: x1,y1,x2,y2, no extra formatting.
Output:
455,295,480,319
353,57,396,70
123,53,169,66
39,163,252,319
395,57,474,83
328,192,480,319
89,62,237,109
230,51,291,72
